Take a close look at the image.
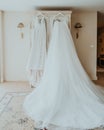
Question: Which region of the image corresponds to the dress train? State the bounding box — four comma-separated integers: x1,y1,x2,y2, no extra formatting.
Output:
23,19,104,130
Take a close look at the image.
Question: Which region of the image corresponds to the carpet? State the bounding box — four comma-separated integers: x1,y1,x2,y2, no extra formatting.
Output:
0,92,35,130
0,92,104,130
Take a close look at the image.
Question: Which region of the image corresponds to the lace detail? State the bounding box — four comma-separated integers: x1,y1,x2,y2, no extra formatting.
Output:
26,16,46,87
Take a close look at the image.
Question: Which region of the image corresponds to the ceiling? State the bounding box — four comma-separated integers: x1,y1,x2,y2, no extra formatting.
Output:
0,0,104,12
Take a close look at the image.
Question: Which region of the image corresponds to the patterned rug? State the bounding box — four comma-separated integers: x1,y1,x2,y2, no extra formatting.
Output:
0,92,35,130
0,92,104,130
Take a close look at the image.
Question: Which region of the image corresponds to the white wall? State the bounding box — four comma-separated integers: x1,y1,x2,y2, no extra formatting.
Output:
2,11,97,81
71,12,97,80
4,12,33,81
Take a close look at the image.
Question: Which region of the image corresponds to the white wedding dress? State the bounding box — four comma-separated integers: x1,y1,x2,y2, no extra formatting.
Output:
23,17,104,130
26,16,46,87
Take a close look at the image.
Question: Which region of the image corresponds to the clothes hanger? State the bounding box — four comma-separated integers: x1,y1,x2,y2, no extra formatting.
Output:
53,12,65,23
53,12,65,20
35,12,46,23
36,12,48,20
36,12,45,17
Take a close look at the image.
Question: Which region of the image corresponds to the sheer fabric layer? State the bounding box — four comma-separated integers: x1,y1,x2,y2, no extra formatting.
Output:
26,17,46,87
23,20,104,130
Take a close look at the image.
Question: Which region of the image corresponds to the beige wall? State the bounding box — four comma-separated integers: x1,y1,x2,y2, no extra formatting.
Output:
3,11,72,81
71,12,97,80
3,12,33,81
1,11,97,81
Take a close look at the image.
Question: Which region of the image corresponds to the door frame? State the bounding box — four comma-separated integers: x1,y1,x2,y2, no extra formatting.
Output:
0,11,4,83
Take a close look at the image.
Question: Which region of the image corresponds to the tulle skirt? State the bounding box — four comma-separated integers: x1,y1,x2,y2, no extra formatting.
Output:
23,20,104,130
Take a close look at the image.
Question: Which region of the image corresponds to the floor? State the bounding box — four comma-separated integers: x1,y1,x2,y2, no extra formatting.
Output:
0,81,36,130
0,79,104,88
0,80,104,130
0,81,33,100
94,79,104,86
0,81,32,91
0,79,104,99
0,79,103,87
